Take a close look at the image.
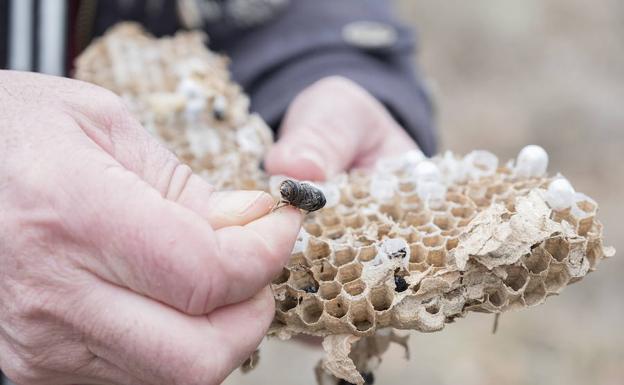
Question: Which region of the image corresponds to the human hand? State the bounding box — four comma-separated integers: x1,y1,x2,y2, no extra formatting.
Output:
0,71,301,385
264,76,419,180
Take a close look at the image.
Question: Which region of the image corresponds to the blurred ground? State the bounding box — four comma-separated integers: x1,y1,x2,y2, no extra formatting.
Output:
225,1,624,384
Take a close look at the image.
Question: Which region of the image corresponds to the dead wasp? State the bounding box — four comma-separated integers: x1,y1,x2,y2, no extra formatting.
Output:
274,179,326,212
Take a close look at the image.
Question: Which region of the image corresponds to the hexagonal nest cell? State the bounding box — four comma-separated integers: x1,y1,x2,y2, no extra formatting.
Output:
76,24,616,385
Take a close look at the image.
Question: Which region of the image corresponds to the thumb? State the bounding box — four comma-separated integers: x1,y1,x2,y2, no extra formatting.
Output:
265,77,388,181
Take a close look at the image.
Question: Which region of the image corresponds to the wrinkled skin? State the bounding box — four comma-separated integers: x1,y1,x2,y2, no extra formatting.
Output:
0,72,416,385
0,71,302,385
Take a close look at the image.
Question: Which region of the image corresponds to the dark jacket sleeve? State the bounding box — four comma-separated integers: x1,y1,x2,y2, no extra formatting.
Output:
206,0,437,156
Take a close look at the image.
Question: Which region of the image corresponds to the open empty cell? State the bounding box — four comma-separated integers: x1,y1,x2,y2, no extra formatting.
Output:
319,281,342,300
409,243,427,263
324,226,345,240
545,263,570,293
320,213,341,227
303,222,323,237
523,248,550,274
348,299,375,332
426,247,447,267
343,213,365,229
486,288,507,308
451,205,476,220
337,262,363,284
433,214,455,231
272,267,290,285
370,286,394,312
278,293,298,312
404,211,431,227
306,237,331,260
335,246,357,266
423,234,444,247
523,278,546,306
350,185,370,200
503,266,529,292
544,237,570,262
325,297,347,318
343,279,367,297
356,245,378,262
445,237,459,251
312,261,338,282
300,297,323,324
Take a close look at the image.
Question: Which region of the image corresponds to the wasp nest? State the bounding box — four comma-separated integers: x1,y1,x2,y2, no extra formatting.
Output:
76,24,614,385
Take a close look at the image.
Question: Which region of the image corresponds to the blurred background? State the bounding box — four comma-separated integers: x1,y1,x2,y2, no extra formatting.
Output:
225,1,624,384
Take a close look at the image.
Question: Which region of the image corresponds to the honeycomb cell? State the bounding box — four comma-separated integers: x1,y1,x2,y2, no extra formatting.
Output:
376,223,393,238
356,245,377,263
576,199,597,214
319,281,342,300
311,261,338,282
343,213,365,229
325,297,348,318
303,222,323,237
370,285,394,312
350,184,370,200
446,192,469,206
503,266,529,292
423,234,444,248
272,267,290,285
576,216,594,237
523,277,546,306
306,237,331,260
320,214,341,227
426,247,447,267
417,224,439,235
523,247,550,274
278,293,298,312
337,262,363,284
445,237,459,251
409,243,427,263
433,214,455,231
300,297,324,324
324,226,345,240
404,212,431,227
349,299,375,332
545,263,570,293
408,262,428,273
399,181,417,193
544,237,570,262
486,288,507,308
330,247,354,267
290,270,319,292
343,279,367,297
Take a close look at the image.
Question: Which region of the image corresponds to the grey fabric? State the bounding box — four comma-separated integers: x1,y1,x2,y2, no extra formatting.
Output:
207,0,437,155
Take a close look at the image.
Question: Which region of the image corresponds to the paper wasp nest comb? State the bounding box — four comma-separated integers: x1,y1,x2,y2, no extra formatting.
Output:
76,25,614,385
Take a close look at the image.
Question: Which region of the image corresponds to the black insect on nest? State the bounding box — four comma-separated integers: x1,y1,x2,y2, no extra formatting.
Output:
275,179,326,212
394,274,409,293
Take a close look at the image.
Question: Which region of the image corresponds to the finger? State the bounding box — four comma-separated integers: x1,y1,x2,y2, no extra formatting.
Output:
264,76,402,180
209,206,302,307
203,190,275,229
50,138,300,314
81,162,300,315
79,279,275,385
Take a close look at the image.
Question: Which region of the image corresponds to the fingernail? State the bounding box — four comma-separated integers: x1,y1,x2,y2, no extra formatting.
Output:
235,191,274,217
